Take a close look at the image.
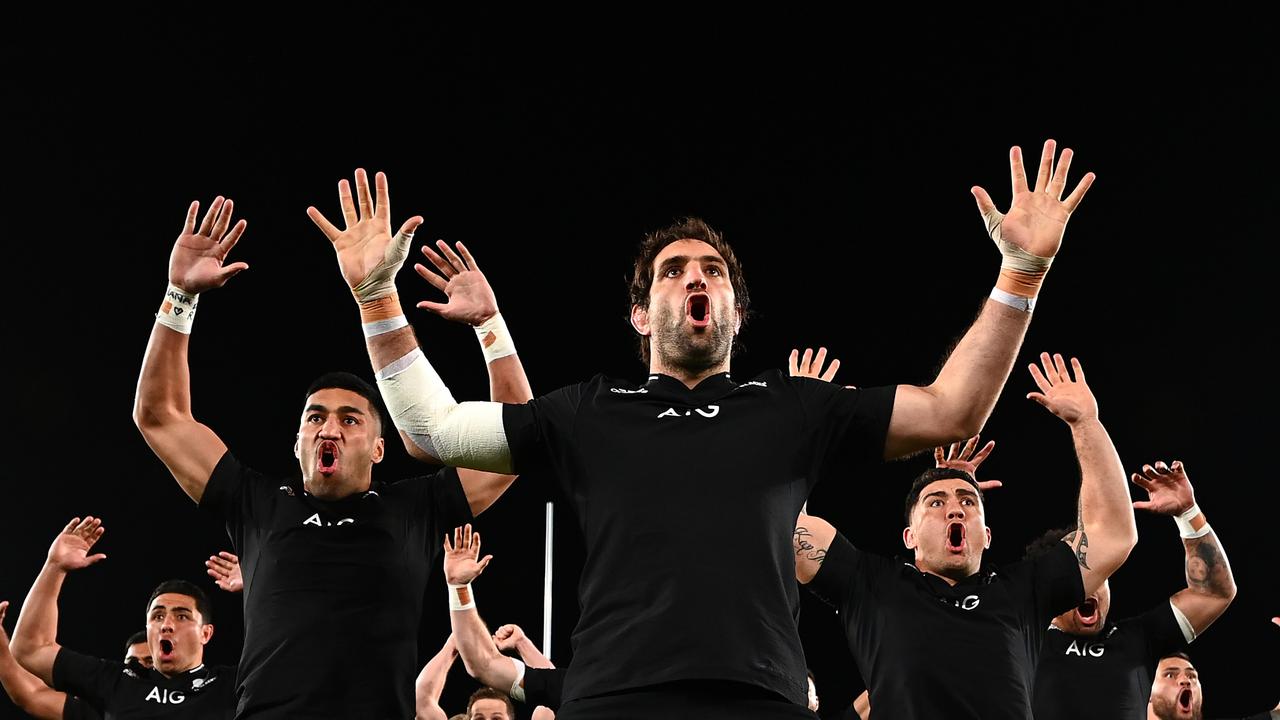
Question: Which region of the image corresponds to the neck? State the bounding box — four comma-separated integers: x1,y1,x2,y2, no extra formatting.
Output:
649,357,730,390
914,560,975,586
160,660,202,679
304,474,372,500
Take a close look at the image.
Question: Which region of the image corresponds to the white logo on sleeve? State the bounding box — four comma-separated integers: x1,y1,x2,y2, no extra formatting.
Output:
657,404,720,419
303,513,356,527
146,687,185,704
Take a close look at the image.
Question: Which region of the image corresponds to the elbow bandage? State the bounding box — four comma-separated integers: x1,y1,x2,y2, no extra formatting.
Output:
509,658,527,702
375,348,513,473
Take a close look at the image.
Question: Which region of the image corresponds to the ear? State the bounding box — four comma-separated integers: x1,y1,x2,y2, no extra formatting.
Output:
371,437,385,464
294,433,301,459
630,303,651,337
984,527,992,550
200,623,214,645
734,304,743,334
902,526,915,550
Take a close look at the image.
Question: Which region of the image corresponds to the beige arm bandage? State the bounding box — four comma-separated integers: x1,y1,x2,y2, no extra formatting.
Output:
375,348,513,473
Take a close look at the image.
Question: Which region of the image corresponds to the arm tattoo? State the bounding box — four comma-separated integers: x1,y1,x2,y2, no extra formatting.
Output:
1072,507,1091,570
1185,534,1228,596
793,526,828,564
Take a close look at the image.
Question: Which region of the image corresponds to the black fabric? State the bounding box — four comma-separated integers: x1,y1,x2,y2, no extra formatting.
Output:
522,667,566,710
807,532,1084,720
555,680,821,719
503,371,895,707
199,452,472,719
1034,601,1190,720
61,695,103,720
52,648,234,719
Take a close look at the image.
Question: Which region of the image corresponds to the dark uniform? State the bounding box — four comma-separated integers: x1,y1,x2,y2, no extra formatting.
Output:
199,452,472,719
503,371,894,718
808,532,1084,720
53,649,234,719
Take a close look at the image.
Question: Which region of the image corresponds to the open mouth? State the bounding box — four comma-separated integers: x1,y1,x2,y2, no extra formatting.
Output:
686,293,711,328
159,639,174,656
945,522,966,553
1177,688,1192,712
1076,597,1099,626
317,440,339,475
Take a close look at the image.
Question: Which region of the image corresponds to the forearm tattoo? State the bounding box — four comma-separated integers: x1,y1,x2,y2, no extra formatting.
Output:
1185,533,1230,596
793,526,828,564
1069,508,1092,570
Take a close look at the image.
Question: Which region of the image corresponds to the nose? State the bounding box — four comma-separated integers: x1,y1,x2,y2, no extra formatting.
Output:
318,415,343,438
946,504,966,520
685,265,707,291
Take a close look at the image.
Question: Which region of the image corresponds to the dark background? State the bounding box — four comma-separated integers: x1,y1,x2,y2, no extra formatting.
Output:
4,10,1277,719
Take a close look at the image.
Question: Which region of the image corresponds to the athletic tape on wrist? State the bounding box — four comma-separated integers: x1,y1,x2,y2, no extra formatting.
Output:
474,312,517,363
351,228,415,302
1174,504,1211,538
362,315,408,338
989,287,1035,312
156,284,199,334
448,583,475,612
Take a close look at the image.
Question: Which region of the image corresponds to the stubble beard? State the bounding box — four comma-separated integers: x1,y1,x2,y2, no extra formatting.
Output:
651,303,734,375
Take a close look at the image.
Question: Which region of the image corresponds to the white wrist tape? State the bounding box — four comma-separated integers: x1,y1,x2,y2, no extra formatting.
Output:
351,228,415,302
375,348,513,472
1174,504,1211,538
509,658,527,702
990,287,1036,312
474,312,517,363
448,583,475,612
362,315,408,338
156,284,199,334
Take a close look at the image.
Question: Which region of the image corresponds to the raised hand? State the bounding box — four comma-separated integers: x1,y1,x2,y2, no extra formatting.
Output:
493,624,528,653
1026,353,1098,425
205,551,244,593
1131,460,1196,516
972,139,1095,259
168,197,249,293
788,347,841,382
307,169,423,302
934,434,1002,490
46,517,107,572
443,524,493,586
414,240,499,326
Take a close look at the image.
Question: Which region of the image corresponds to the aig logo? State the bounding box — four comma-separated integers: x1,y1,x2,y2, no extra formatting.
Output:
146,687,185,704
1065,640,1106,657
657,405,720,419
950,595,980,611
303,514,355,527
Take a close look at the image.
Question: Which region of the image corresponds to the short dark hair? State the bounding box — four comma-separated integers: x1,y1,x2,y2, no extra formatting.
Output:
146,580,213,625
466,687,515,717
305,371,388,437
627,216,750,365
123,630,148,651
903,467,983,526
1158,649,1194,665
1022,526,1077,561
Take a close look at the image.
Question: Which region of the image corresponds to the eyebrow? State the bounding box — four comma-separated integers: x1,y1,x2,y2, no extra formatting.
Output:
657,255,726,269
922,488,979,502
305,404,367,416
150,605,194,614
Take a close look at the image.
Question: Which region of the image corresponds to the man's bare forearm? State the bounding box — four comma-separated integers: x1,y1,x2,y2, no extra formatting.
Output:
1070,418,1137,586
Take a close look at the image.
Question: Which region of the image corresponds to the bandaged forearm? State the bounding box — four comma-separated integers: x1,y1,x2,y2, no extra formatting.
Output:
376,348,513,473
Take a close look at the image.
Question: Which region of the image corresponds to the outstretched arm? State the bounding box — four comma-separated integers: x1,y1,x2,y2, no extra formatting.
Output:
308,169,521,490
1026,353,1137,596
793,513,837,585
1130,461,1237,637
133,198,249,503
10,518,108,685
441,526,523,694
494,624,553,669
0,602,67,720
414,635,457,720
885,140,1096,459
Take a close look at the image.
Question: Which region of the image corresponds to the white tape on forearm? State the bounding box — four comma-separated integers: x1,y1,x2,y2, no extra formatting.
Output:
995,238,1053,274
448,583,475,611
509,658,527,702
474,312,517,363
156,284,199,334
362,315,408,338
375,348,514,472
